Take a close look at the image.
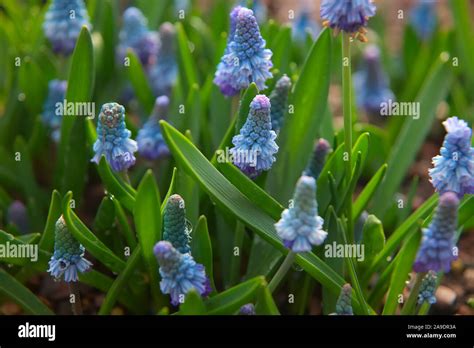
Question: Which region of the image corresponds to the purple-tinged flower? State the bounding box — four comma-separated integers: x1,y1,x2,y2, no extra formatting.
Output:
214,7,273,96
149,23,178,97
429,117,474,197
41,79,67,143
269,75,292,134
410,0,437,41
43,0,91,55
418,271,437,305
292,7,320,43
91,103,137,172
7,200,29,234
353,45,395,115
137,96,170,160
303,138,331,180
275,175,327,252
154,241,210,306
117,7,159,68
239,0,267,24
336,284,353,315
48,215,92,282
239,303,256,315
163,194,191,254
320,0,376,41
230,95,278,178
413,192,459,273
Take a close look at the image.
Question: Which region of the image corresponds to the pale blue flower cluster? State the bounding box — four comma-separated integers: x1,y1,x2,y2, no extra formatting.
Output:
410,0,437,41
275,175,328,252
149,23,178,97
214,7,273,96
43,0,91,55
92,103,138,172
292,8,320,43
118,7,159,68
230,95,278,178
336,284,353,315
413,192,459,273
321,0,376,39
48,216,92,282
137,96,170,160
162,194,192,254
41,79,67,143
353,45,394,115
418,271,437,305
429,117,474,197
303,138,331,180
154,241,210,306
269,75,292,134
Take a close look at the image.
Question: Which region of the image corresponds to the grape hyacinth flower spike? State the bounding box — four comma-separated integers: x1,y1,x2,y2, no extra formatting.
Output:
320,0,376,42
353,45,395,115
336,284,354,315
48,215,92,282
149,23,178,97
413,192,459,273
137,96,170,160
417,271,437,305
92,103,138,172
429,117,474,197
154,241,210,306
230,95,278,178
275,175,328,252
239,303,256,315
214,7,273,96
41,79,67,143
303,138,331,180
163,194,192,254
43,0,91,55
117,7,159,67
269,75,292,134
410,0,437,41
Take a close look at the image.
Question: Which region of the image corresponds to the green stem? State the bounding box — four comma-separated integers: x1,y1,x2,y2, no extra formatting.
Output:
268,251,296,293
120,170,131,185
342,33,354,243
401,272,426,315
68,282,83,315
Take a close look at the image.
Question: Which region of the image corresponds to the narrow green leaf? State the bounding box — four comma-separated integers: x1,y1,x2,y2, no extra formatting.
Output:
176,22,198,95
38,190,62,252
191,215,216,292
359,215,385,273
179,289,207,315
0,269,53,315
353,164,387,221
126,50,155,115
255,285,280,315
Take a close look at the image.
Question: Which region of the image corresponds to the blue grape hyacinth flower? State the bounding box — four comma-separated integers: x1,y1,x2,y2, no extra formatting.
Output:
269,74,292,134
275,175,328,252
48,215,92,282
230,95,278,178
353,45,394,115
7,200,29,234
410,0,437,41
429,117,474,197
336,284,354,315
149,23,178,97
118,7,159,68
163,194,192,254
214,7,273,96
92,103,138,172
137,96,170,160
43,0,91,55
413,192,459,273
418,271,437,305
239,303,256,315
41,79,67,143
321,0,376,41
154,241,210,306
303,138,331,180
292,7,320,43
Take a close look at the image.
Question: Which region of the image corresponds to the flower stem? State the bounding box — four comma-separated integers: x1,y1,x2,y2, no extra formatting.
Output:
401,272,426,315
68,282,83,315
120,170,131,185
342,33,354,243
268,251,296,293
